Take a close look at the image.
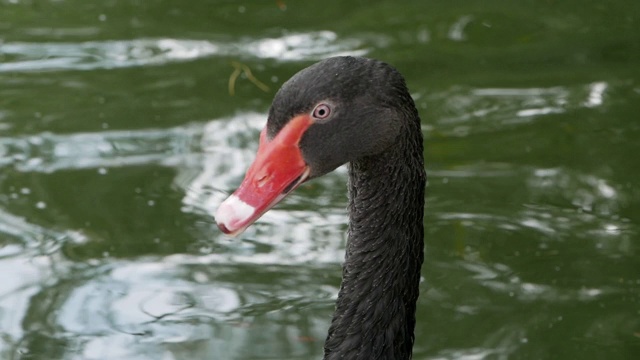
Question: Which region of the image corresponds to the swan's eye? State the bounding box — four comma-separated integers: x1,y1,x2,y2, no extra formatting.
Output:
312,103,331,120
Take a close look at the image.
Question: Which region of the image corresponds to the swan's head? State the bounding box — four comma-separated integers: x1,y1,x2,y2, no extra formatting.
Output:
216,56,410,236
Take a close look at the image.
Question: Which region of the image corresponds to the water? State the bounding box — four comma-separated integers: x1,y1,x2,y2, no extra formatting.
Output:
1,1,639,359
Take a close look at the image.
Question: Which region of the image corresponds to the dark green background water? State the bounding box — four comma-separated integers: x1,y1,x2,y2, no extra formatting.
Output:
1,1,639,359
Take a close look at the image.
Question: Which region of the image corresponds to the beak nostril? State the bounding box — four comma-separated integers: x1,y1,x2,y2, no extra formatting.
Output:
256,174,269,186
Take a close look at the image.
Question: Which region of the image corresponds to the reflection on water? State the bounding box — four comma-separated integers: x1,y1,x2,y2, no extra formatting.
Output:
1,1,640,358
426,82,612,137
1,78,638,358
4,257,337,359
0,31,367,73
1,77,636,357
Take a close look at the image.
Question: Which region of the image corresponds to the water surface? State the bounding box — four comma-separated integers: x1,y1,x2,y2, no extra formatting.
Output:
1,1,639,359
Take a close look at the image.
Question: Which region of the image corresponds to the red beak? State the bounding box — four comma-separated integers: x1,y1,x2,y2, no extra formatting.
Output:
215,114,314,236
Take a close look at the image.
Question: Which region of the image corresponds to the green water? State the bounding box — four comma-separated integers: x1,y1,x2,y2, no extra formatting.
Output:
1,1,639,359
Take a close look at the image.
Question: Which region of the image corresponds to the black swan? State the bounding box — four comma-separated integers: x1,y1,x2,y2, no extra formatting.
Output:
216,56,425,360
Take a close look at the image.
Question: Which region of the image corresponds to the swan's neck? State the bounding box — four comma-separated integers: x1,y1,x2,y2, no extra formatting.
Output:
324,121,426,360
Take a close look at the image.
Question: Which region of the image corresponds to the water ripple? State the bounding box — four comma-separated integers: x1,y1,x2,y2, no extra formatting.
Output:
0,31,368,73
425,82,611,137
2,256,335,360
0,112,350,264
